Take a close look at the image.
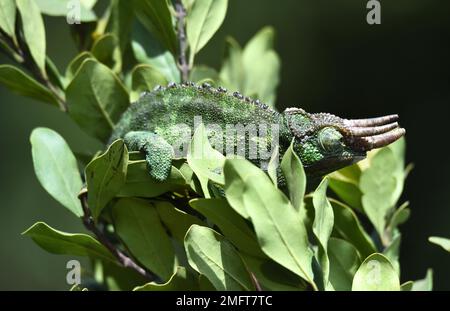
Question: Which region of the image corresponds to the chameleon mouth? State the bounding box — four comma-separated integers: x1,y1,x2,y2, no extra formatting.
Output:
343,114,406,151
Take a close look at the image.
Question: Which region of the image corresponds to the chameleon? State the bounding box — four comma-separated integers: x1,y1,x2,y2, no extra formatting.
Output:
110,82,405,181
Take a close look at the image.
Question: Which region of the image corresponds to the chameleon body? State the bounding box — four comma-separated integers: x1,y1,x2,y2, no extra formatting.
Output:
110,82,405,181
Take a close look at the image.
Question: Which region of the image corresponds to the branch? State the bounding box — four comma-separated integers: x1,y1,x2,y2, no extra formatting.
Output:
175,0,190,82
0,31,24,63
78,190,156,281
250,272,262,291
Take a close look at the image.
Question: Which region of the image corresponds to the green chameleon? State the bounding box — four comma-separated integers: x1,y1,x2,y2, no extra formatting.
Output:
110,82,405,181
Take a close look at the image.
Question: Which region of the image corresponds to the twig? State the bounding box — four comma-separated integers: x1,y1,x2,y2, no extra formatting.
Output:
175,0,190,82
0,31,24,63
250,272,263,291
79,190,155,281
42,78,67,111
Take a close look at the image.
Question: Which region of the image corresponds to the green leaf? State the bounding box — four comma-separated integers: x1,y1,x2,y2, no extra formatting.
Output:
70,285,88,291
187,123,225,197
328,238,361,291
184,225,255,291
360,148,398,237
247,51,279,106
91,33,122,72
23,222,115,262
219,37,244,91
242,27,274,65
133,0,177,54
312,177,334,288
134,266,198,291
186,0,228,65
361,140,407,240
331,163,362,180
0,0,17,42
102,259,148,291
65,51,95,82
190,198,264,258
130,64,168,102
383,234,401,276
85,139,128,221
35,0,97,22
80,0,97,9
182,0,195,11
329,178,363,212
329,165,363,212
0,65,59,106
428,236,450,253
387,137,406,202
219,28,280,107
400,281,413,291
189,65,219,84
16,0,46,73
330,199,377,258
242,254,308,291
118,160,186,197
241,27,280,107
224,159,316,289
107,0,134,54
112,198,175,281
132,39,180,83
131,20,180,82
223,159,256,219
412,269,433,291
281,142,306,212
352,253,400,291
198,274,216,291
155,201,204,241
388,201,410,232
173,159,203,193
267,145,279,185
66,59,129,142
30,128,83,217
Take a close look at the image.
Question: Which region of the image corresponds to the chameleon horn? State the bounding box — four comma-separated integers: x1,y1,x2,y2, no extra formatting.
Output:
349,122,399,137
355,128,406,151
345,114,399,127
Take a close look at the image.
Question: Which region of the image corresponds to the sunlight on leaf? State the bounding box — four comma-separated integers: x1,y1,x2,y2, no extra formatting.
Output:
429,236,450,253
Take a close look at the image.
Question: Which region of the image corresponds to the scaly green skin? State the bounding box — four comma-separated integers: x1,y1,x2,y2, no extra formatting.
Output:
110,82,405,181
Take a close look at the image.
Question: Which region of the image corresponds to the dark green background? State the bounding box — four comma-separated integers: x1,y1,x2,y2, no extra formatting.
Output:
0,0,449,290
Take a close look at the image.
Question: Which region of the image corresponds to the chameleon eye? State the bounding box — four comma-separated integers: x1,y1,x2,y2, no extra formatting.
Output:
318,127,344,153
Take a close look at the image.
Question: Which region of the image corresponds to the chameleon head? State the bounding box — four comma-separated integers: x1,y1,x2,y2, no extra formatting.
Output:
283,108,406,177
